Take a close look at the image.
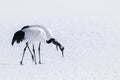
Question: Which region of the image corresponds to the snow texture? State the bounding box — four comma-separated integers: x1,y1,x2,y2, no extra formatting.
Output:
0,0,120,80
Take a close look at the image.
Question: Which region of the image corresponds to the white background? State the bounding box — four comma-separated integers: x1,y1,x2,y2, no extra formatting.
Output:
0,0,120,80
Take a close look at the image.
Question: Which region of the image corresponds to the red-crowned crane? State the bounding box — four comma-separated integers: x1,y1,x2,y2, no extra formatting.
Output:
11,25,64,65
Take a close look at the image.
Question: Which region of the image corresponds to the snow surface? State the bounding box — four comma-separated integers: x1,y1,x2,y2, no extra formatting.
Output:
0,0,120,80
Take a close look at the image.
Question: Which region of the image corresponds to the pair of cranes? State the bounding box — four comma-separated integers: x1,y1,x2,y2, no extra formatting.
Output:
11,25,64,65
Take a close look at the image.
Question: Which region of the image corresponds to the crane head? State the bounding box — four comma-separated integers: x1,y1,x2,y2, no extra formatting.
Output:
46,38,64,58
53,39,64,58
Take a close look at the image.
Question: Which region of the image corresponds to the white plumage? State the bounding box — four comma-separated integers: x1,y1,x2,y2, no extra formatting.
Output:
30,25,54,39
11,25,64,65
22,27,47,43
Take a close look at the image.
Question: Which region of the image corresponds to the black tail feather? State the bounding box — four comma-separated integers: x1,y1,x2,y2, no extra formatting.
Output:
11,30,25,46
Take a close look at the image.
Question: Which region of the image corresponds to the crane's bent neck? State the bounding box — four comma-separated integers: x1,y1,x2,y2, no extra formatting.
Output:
30,25,53,40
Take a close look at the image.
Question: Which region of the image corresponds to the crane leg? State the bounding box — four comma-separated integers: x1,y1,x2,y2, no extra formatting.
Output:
26,43,34,62
20,42,34,65
33,44,37,64
38,42,42,64
20,45,27,65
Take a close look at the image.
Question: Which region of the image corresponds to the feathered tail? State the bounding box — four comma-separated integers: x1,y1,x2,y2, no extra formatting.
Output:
11,30,25,46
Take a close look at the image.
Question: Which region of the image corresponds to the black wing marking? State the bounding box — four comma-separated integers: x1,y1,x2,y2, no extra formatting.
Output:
21,26,30,30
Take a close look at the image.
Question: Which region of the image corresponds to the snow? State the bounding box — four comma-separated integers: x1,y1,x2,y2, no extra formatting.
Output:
0,0,120,80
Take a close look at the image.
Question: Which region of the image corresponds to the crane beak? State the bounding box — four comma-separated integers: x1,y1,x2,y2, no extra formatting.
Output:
55,44,64,58
59,45,64,58
56,45,58,51
49,38,64,58
61,47,64,58
54,42,64,58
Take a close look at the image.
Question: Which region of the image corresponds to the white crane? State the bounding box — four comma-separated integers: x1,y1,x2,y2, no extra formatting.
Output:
11,25,64,65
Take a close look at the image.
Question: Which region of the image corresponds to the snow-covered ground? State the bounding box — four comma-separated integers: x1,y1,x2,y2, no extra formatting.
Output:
0,0,120,80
